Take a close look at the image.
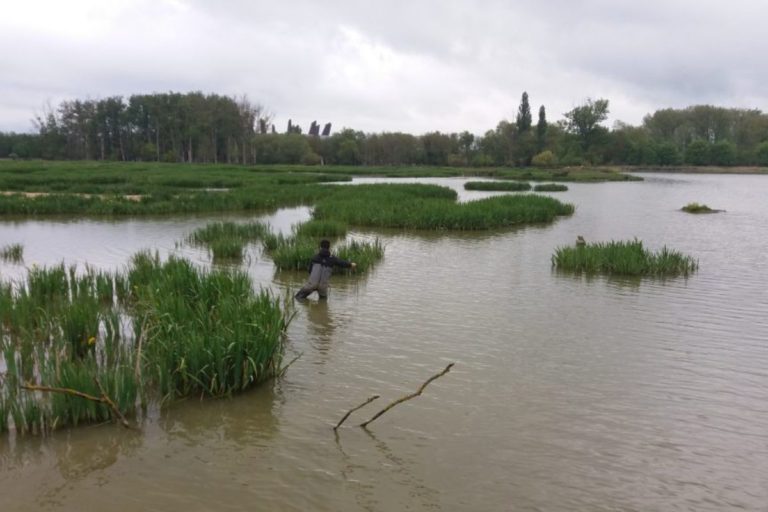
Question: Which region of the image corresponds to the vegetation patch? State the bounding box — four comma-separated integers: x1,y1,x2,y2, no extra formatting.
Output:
533,183,568,192
0,243,23,263
552,239,698,276
313,184,574,230
187,221,269,262
681,202,722,214
464,181,532,191
0,255,289,435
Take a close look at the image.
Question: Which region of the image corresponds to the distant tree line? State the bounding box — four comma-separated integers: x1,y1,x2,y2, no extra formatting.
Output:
2,91,768,167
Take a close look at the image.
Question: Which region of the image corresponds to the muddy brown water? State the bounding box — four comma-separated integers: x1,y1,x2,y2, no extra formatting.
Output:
1,173,768,511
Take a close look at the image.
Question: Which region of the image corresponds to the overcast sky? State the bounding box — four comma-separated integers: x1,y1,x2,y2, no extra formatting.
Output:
2,0,766,135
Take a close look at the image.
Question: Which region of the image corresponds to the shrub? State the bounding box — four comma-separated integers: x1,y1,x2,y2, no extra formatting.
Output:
531,150,557,167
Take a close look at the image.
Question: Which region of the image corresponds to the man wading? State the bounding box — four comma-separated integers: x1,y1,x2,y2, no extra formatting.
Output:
295,239,356,300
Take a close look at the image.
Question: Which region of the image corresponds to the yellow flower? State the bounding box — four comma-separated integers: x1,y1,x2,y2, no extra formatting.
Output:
87,336,97,346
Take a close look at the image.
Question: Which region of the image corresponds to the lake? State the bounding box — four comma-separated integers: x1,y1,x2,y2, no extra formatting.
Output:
1,173,767,511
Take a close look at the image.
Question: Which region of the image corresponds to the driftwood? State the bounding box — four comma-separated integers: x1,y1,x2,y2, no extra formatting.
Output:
360,363,454,428
21,378,134,429
333,394,380,431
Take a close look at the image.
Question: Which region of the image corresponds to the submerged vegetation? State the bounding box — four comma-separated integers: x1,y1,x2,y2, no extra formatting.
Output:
533,183,568,192
681,202,722,214
0,243,23,263
464,181,532,191
0,255,289,435
552,239,698,276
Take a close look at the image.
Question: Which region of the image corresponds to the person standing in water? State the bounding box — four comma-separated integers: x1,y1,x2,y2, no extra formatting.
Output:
294,239,356,300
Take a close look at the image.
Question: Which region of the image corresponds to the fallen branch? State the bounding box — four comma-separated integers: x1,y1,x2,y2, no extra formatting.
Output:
334,394,380,431
21,380,134,430
360,363,454,428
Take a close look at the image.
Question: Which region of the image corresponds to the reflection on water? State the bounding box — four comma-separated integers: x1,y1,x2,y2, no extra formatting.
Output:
3,174,768,511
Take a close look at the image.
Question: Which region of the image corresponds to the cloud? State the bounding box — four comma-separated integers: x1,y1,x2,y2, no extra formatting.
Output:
1,0,766,134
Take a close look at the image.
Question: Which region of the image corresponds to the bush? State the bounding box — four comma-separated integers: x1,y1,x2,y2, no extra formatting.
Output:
756,142,768,167
685,139,710,165
531,150,557,167
301,152,323,166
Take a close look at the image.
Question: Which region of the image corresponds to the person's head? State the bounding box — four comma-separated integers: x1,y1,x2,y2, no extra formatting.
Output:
320,239,330,250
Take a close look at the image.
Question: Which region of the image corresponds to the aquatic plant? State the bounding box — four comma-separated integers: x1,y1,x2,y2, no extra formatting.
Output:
313,185,574,230
292,219,348,238
533,183,569,192
464,181,532,191
187,221,269,261
0,252,290,435
552,239,698,276
681,202,721,214
0,243,23,263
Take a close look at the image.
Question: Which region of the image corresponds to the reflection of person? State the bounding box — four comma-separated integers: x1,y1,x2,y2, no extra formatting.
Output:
295,239,356,300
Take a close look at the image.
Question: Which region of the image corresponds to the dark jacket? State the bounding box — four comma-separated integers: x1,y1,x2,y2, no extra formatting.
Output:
306,249,352,287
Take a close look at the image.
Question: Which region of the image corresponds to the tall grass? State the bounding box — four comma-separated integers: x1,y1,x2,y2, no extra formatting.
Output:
464,181,531,191
0,252,290,436
187,221,269,261
314,187,574,230
0,243,24,263
293,219,347,238
552,239,698,276
533,183,569,192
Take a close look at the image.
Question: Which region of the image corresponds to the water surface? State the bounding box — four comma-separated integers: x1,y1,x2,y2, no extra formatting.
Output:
1,173,767,511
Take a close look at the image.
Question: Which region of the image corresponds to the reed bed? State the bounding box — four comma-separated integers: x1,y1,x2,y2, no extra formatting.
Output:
292,219,348,238
263,232,383,272
533,183,569,192
314,186,574,230
464,181,532,191
0,243,23,263
0,253,289,436
552,239,698,276
681,202,720,214
187,221,269,261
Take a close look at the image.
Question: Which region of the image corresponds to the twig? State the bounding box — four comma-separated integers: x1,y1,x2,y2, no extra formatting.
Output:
94,377,132,429
334,394,380,431
20,380,134,430
360,363,454,428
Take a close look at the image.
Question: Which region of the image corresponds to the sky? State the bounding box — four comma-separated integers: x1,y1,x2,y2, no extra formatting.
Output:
1,0,767,135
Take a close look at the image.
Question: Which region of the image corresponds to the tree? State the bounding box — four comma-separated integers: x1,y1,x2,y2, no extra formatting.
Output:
536,105,547,150
710,141,736,166
756,141,768,166
516,92,532,133
655,142,682,165
564,98,610,151
685,139,710,165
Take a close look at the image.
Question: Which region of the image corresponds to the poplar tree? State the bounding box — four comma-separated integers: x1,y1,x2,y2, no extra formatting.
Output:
516,92,532,133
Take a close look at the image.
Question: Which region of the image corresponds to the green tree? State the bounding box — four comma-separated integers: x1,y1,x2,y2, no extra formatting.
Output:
756,141,768,166
536,105,547,150
655,142,682,165
710,141,736,166
516,92,532,133
564,98,610,151
685,139,710,165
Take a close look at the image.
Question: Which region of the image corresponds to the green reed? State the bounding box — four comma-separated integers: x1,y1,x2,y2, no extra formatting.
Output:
292,219,348,238
187,221,270,262
552,239,699,276
313,185,573,230
0,252,290,435
533,183,569,192
128,254,287,399
464,181,532,191
0,243,24,263
681,202,719,214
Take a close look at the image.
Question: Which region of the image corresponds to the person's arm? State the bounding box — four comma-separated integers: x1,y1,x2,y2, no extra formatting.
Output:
331,256,356,269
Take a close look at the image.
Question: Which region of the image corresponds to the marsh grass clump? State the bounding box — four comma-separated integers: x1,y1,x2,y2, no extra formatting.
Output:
464,181,532,191
187,221,269,261
314,185,573,230
552,239,698,276
533,183,569,192
0,243,24,263
681,202,721,214
293,219,347,238
0,252,290,436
